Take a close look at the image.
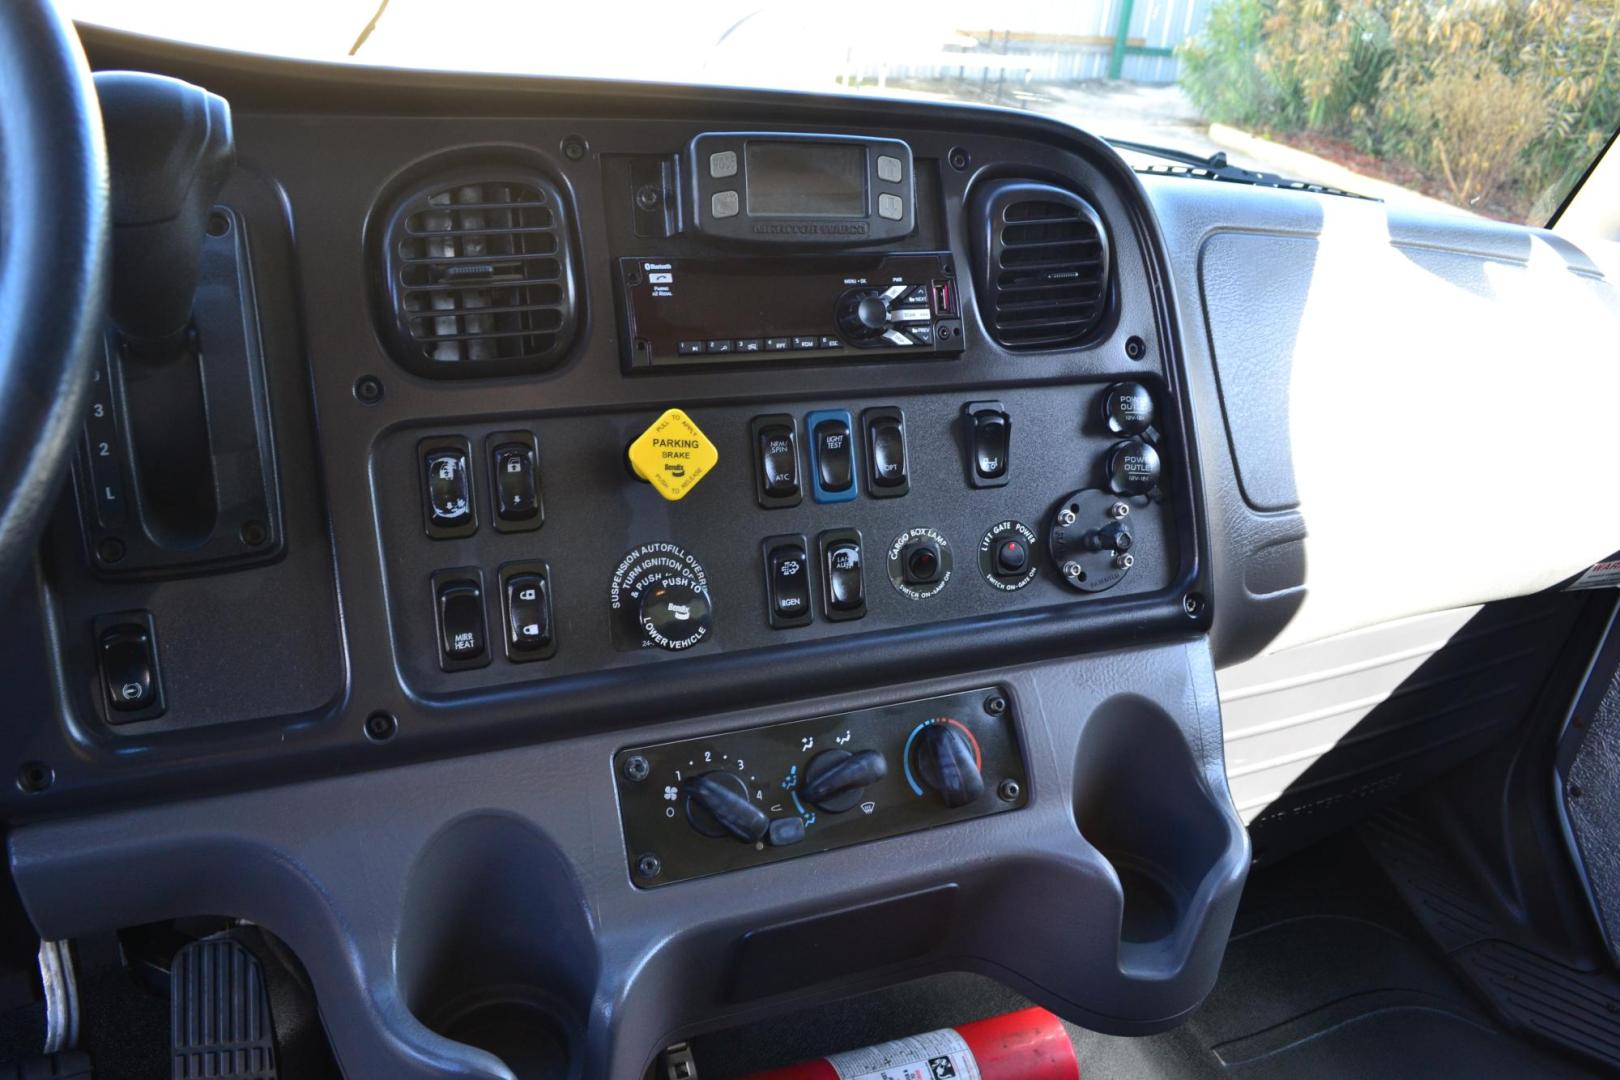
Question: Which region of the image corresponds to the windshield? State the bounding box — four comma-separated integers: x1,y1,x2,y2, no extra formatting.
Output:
68,0,1619,226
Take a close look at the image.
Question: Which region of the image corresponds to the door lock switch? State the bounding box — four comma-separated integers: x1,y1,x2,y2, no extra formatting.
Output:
501,566,556,661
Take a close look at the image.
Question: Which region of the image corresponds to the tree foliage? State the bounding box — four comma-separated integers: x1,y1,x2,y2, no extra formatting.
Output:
1178,0,1620,218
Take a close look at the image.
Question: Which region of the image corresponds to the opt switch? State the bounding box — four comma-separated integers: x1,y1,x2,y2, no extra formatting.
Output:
864,407,909,497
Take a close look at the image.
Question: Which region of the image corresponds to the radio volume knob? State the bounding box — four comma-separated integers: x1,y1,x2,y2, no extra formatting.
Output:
836,288,890,343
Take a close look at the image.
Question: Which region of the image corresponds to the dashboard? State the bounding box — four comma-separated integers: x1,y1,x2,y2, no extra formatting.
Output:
12,18,1620,1080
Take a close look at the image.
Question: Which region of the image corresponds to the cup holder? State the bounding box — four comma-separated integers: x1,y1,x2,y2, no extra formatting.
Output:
1074,695,1235,971
397,814,597,1080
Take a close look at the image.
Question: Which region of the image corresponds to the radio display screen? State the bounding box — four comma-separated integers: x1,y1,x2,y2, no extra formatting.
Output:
746,142,867,218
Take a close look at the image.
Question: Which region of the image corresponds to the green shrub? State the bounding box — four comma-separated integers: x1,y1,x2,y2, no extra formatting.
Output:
1177,0,1620,219
1178,0,1275,126
1404,55,1548,205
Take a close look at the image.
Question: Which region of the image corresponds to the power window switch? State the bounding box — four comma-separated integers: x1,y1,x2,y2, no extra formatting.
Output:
489,433,542,531
95,612,164,723
763,536,812,628
434,571,489,671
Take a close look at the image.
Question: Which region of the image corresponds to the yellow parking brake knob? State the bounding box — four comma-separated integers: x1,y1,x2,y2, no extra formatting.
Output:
627,408,718,501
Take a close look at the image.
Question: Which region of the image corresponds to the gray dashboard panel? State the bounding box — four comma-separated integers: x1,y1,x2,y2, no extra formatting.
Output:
9,643,1246,1079
1145,175,1620,665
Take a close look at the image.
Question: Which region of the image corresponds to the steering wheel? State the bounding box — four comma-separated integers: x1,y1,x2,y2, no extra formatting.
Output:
0,1,108,587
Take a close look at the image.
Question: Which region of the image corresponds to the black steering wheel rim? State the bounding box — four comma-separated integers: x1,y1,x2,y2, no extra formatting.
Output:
0,1,108,588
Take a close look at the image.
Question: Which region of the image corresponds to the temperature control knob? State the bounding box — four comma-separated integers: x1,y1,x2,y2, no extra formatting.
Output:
684,772,769,843
803,749,888,813
836,287,891,343
915,723,984,808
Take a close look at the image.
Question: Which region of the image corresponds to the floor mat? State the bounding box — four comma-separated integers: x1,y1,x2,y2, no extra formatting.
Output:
692,835,1601,1079
1362,808,1620,1072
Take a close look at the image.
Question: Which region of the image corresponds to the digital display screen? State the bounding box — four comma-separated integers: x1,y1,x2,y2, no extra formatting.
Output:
745,142,867,218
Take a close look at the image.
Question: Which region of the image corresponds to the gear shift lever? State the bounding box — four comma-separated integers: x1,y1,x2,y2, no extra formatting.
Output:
96,72,234,358
93,73,235,548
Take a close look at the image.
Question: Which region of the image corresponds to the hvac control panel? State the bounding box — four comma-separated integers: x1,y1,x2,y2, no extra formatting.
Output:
615,687,1028,886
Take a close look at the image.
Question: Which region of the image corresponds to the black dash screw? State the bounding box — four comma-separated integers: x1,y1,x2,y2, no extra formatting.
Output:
240,520,268,547
561,135,588,161
636,854,662,879
1125,335,1147,360
997,779,1021,802
353,375,384,405
1183,592,1206,618
364,711,398,742
95,537,125,564
17,762,52,795
948,146,970,171
622,754,651,782
985,696,1007,716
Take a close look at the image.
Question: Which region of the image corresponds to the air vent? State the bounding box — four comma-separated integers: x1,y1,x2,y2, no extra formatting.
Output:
377,173,578,377
969,180,1111,349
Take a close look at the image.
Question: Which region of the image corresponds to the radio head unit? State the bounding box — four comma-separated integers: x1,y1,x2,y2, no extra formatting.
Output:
620,252,964,369
688,132,915,245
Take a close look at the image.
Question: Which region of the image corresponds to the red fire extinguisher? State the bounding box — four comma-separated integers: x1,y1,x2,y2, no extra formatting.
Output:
736,1006,1080,1080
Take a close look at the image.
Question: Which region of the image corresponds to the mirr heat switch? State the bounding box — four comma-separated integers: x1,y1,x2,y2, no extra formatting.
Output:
763,536,812,628
433,571,489,671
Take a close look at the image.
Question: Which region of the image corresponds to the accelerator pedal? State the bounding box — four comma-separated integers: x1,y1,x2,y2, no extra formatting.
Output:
170,936,276,1079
